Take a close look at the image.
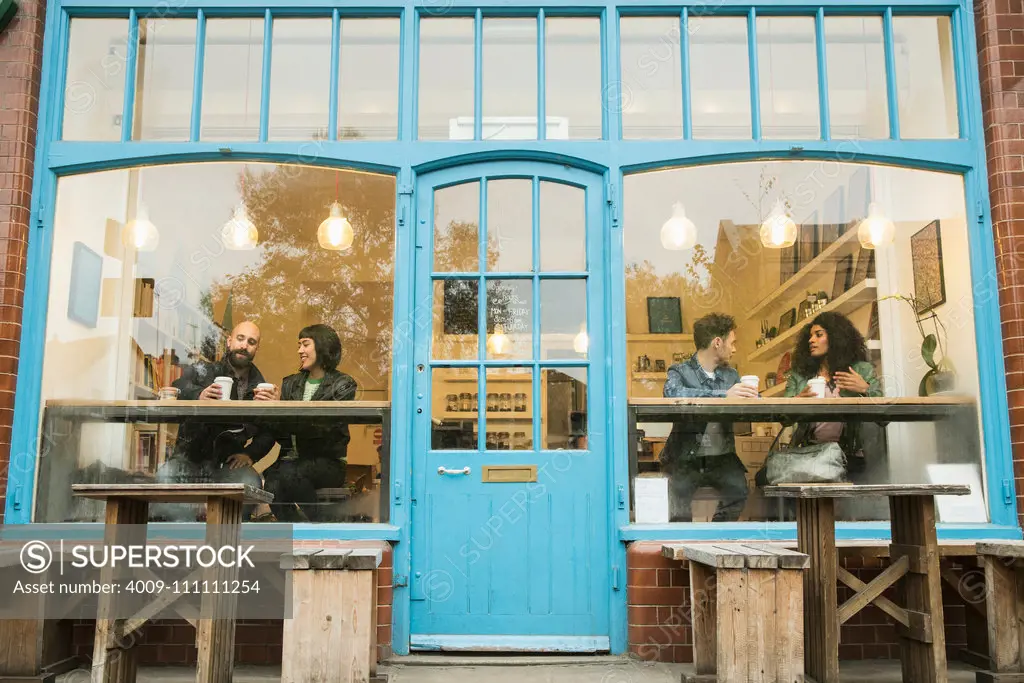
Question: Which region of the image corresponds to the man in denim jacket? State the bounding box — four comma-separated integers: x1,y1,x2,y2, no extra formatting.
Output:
661,313,757,521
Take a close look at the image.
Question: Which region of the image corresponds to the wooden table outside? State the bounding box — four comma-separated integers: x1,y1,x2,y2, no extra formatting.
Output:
40,400,391,523
764,483,971,683
71,483,272,683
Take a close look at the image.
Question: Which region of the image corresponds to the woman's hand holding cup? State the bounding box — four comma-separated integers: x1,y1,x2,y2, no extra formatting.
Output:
254,383,280,401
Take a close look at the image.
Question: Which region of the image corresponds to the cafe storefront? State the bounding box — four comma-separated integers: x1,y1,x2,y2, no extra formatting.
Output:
6,0,1019,658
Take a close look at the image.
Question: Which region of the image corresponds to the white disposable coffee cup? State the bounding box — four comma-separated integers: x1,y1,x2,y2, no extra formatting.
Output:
256,382,275,396
213,376,234,400
740,375,759,391
807,377,827,398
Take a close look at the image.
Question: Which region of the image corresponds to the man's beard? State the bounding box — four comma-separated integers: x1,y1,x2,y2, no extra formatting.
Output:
227,349,252,369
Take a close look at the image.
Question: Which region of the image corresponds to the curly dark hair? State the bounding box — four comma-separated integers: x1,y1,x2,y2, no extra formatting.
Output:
298,323,342,372
791,311,868,378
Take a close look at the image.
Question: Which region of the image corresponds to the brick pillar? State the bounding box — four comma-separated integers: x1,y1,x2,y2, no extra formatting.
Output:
0,0,46,522
975,0,1024,526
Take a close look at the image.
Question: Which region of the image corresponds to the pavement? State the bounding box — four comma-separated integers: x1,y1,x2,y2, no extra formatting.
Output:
55,656,980,682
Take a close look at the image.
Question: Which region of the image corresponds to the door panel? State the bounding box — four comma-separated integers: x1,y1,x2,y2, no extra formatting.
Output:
410,163,609,650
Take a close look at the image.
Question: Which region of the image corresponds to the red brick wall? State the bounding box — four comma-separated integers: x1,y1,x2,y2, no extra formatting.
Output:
0,0,45,523
626,541,972,663
975,0,1024,525
69,541,394,665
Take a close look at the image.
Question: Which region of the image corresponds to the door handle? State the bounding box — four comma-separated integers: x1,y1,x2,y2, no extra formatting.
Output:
437,466,471,476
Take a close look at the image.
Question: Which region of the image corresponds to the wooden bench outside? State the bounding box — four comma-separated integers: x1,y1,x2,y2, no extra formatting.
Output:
974,542,1024,683
663,543,809,683
281,548,384,683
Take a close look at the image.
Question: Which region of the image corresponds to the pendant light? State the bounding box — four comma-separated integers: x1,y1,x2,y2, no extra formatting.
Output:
573,323,589,355
487,324,510,356
759,200,798,249
660,202,698,251
856,202,895,249
121,203,159,252
222,169,258,250
317,172,354,251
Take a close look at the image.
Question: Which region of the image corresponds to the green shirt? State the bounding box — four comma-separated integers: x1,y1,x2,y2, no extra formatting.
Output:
302,377,323,401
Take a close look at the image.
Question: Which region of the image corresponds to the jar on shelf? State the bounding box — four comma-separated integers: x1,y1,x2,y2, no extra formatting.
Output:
487,393,499,412
514,393,528,412
471,393,478,412
500,393,512,412
446,394,458,412
486,432,497,450
512,431,528,450
459,392,472,412
498,432,510,450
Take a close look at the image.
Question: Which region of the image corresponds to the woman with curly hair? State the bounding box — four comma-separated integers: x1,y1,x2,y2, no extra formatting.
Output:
786,311,883,401
782,311,884,489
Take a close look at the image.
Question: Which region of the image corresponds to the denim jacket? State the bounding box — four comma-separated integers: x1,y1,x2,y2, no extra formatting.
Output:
661,354,741,464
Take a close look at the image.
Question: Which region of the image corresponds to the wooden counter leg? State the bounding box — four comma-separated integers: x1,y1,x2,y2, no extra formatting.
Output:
195,496,242,683
92,498,148,683
797,497,839,683
889,495,947,683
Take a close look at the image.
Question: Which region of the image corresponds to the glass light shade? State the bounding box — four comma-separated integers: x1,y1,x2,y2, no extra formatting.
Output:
221,204,258,250
487,324,510,356
759,201,798,248
660,202,698,250
317,202,355,251
857,202,895,249
573,324,589,354
121,205,159,252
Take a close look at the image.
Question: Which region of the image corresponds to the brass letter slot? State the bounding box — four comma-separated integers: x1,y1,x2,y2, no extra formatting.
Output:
482,465,537,483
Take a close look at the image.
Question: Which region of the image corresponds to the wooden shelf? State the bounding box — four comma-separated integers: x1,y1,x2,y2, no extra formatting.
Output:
442,412,531,420
444,374,530,383
632,372,667,381
747,279,877,363
627,334,693,343
747,229,863,320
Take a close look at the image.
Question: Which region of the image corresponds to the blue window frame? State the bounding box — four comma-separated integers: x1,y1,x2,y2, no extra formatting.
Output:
9,0,1017,655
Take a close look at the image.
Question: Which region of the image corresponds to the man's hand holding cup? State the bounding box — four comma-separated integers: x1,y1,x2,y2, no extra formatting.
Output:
727,382,759,399
199,383,223,400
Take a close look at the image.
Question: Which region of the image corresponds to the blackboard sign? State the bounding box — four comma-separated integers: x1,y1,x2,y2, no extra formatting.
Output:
647,297,682,334
443,280,478,335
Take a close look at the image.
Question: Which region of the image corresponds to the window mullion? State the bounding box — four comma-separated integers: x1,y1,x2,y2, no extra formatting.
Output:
537,10,546,141
121,8,139,143
747,7,761,142
474,9,483,141
816,8,830,142
884,8,901,140
259,9,272,142
681,9,692,141
329,9,340,142
190,10,206,143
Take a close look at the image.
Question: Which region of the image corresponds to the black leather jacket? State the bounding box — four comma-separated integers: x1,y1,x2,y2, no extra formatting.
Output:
277,369,358,462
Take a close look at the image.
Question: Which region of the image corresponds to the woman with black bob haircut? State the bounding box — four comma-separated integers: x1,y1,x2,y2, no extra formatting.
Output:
259,323,358,521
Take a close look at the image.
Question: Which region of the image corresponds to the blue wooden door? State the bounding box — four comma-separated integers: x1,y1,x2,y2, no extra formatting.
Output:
409,162,611,652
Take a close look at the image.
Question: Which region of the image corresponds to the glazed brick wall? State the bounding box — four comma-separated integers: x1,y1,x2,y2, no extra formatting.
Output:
626,542,974,664
0,0,45,523
975,0,1024,526
69,541,394,665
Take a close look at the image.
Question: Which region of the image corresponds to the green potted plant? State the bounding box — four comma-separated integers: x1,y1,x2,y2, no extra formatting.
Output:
879,294,956,396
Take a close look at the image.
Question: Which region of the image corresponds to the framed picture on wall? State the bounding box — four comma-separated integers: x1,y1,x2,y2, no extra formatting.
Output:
798,215,819,271
647,297,683,334
853,246,876,283
831,254,854,301
780,243,798,285
911,220,946,313
67,241,102,328
779,308,796,333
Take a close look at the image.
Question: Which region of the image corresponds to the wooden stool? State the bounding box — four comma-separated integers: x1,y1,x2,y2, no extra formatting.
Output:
975,541,1024,683
281,549,383,683
663,543,809,682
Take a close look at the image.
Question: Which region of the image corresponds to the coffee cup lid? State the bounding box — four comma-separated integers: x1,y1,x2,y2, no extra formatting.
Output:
215,376,233,382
